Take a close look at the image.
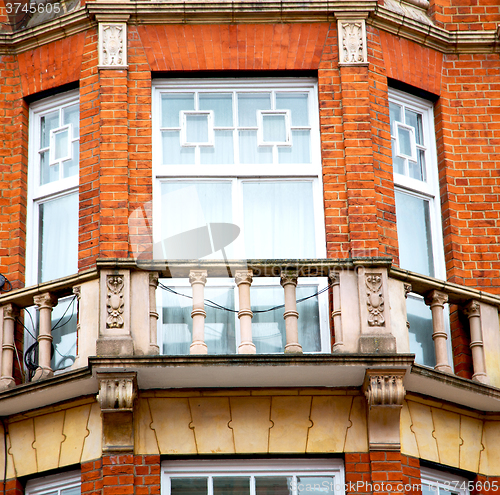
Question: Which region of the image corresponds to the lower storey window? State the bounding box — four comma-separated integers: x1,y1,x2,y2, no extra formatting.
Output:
162,459,345,495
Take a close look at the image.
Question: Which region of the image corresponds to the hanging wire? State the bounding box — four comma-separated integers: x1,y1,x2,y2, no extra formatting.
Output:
19,295,78,380
158,280,332,314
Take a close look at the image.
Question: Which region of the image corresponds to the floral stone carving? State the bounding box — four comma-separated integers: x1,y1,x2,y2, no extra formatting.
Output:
366,273,385,327
106,275,124,329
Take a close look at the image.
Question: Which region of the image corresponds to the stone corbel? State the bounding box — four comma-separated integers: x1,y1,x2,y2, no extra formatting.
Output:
363,369,406,451
337,18,368,65
98,17,129,69
97,372,137,452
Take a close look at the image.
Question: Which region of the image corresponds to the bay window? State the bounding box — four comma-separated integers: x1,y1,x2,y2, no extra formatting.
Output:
26,90,79,373
389,89,449,368
153,79,328,354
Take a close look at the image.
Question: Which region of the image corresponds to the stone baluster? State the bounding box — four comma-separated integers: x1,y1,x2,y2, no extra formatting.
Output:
280,272,302,354
0,304,19,389
33,293,58,381
329,271,343,351
235,270,256,354
189,270,208,354
464,300,488,384
149,273,160,355
425,290,452,373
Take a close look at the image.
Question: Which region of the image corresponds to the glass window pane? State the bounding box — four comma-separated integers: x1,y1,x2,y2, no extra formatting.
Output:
51,295,78,371
421,484,436,495
297,477,336,494
408,159,422,181
278,130,311,164
239,131,272,164
40,150,59,185
61,487,80,495
161,286,236,355
162,94,195,127
213,477,250,495
391,138,405,175
238,94,271,127
395,190,435,277
397,126,413,157
242,181,315,258
407,295,435,367
255,477,292,495
199,94,233,127
162,131,195,165
63,141,79,179
389,102,401,135
63,104,79,138
201,130,234,165
38,193,78,283
262,114,286,143
54,128,70,161
405,109,423,145
417,148,426,181
252,285,320,354
186,114,209,144
171,478,207,495
276,93,309,126
40,110,59,148
160,182,233,259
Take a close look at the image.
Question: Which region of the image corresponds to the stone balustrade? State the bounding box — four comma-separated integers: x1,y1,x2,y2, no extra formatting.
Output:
0,259,499,390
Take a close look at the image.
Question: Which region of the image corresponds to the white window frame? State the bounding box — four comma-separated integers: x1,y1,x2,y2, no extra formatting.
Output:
420,466,470,495
153,78,328,354
161,459,345,495
26,90,80,286
26,471,81,495
389,88,445,280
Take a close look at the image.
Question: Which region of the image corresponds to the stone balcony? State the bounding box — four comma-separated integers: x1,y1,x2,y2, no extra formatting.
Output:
1,258,500,416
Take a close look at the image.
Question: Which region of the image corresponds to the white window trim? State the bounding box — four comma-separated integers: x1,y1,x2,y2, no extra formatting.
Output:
389,88,446,281
420,466,470,495
26,90,79,286
26,470,80,495
161,459,345,495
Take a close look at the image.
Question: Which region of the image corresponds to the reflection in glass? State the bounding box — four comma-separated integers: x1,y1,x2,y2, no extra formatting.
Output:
395,190,434,277
41,111,59,148
213,477,250,495
405,109,423,145
170,478,207,495
406,295,435,367
51,295,77,371
297,477,336,494
255,477,292,495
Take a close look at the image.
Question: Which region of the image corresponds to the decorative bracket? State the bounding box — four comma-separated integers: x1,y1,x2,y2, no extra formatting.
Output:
97,372,137,452
337,19,368,65
363,369,406,451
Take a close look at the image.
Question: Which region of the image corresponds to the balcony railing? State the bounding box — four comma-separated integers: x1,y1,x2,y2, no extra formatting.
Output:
1,259,500,390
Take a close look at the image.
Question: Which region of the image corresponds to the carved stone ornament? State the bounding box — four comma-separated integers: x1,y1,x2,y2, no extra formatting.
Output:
99,23,127,68
364,371,405,407
106,275,125,329
280,272,298,287
189,270,208,286
464,300,480,318
98,373,137,411
338,19,367,65
235,270,253,286
366,273,385,327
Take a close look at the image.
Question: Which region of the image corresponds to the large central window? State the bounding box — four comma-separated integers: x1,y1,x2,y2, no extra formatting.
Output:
152,79,327,355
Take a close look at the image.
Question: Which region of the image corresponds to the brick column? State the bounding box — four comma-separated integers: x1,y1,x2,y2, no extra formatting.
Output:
0,479,23,495
82,460,103,495
369,452,405,495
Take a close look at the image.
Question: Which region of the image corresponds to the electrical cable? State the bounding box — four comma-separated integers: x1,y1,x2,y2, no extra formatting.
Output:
158,280,332,314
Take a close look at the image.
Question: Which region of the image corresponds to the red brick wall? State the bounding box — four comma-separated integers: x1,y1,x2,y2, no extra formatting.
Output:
82,459,103,495
401,455,422,495
0,479,22,495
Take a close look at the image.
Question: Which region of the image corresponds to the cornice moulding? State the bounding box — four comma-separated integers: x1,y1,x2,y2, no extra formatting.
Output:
0,2,498,56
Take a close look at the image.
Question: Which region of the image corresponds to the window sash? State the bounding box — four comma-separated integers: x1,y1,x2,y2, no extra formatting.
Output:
25,471,80,495
161,459,345,495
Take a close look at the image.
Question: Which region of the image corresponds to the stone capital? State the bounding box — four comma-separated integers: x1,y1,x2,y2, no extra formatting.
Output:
404,283,412,298
328,270,340,286
97,372,137,411
149,272,159,287
2,303,19,320
189,270,208,286
425,290,448,308
33,293,58,310
235,270,253,286
464,300,480,318
363,369,406,407
280,272,298,287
